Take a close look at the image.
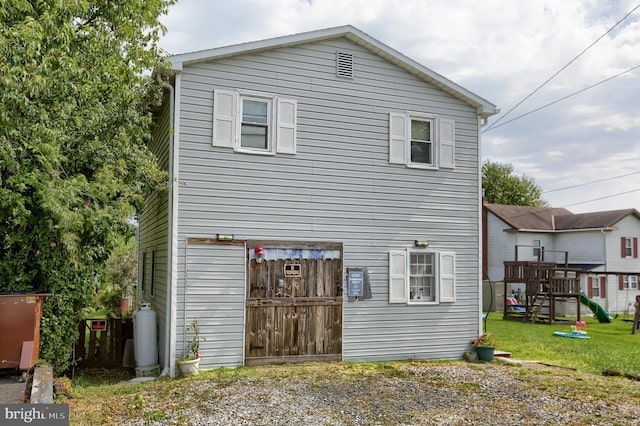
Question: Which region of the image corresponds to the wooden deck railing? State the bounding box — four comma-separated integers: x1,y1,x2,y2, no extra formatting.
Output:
504,261,558,282
504,261,580,296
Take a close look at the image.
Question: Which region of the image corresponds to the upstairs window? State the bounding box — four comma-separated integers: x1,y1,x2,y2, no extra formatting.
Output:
213,88,297,155
532,240,541,259
621,237,638,258
389,112,455,169
410,118,433,166
241,97,270,150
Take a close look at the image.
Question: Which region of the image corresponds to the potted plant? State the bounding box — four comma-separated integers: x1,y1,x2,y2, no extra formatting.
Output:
177,319,205,375
471,333,497,362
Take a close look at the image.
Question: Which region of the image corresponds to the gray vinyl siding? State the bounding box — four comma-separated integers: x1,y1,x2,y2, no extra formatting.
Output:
173,37,482,363
138,95,171,368
179,243,245,368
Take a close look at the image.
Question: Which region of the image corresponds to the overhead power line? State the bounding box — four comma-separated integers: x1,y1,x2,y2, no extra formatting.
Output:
560,188,640,208
544,171,640,193
483,64,640,132
484,2,640,133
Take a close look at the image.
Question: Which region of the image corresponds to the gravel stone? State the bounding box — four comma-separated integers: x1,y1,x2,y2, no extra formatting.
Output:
127,362,640,426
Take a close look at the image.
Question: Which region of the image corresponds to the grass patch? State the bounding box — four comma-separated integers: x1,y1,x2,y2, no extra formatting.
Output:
483,315,640,375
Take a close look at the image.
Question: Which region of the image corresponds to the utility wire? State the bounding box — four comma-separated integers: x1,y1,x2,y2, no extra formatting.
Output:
483,2,640,133
544,171,640,193
560,188,640,208
483,64,640,132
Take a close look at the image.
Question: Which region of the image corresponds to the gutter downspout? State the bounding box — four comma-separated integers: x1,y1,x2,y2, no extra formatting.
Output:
478,115,484,337
157,73,179,377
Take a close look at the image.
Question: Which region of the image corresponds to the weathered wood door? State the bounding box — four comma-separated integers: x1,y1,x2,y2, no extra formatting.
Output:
245,242,343,365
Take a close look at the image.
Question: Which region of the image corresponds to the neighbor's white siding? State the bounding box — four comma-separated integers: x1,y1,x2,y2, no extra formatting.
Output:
169,36,484,363
485,212,517,281
555,231,604,264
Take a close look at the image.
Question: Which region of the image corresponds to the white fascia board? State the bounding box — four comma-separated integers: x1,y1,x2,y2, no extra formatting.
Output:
514,227,616,233
167,25,356,71
165,25,498,117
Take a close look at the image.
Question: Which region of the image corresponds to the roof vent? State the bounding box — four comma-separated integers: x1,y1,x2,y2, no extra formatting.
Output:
336,51,354,78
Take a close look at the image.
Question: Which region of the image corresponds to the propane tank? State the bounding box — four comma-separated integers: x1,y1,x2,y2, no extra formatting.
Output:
133,302,158,369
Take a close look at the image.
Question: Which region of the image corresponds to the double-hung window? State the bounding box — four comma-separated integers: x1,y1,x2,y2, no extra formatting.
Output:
532,240,541,259
409,252,435,302
213,88,297,155
591,277,600,297
389,111,455,169
389,249,455,304
623,275,638,290
240,97,271,151
622,237,637,258
410,118,433,166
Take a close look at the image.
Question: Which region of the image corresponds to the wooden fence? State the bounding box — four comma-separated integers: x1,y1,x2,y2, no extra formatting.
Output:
75,318,132,368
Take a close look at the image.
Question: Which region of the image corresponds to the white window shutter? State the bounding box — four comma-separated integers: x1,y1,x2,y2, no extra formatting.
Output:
212,89,235,148
276,98,297,154
438,118,455,168
389,250,407,303
389,112,407,164
439,252,456,303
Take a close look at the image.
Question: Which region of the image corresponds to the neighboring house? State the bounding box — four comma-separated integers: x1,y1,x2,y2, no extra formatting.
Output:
483,203,640,315
139,25,497,377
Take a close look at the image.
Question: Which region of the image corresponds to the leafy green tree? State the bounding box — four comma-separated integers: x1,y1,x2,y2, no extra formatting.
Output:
97,234,138,319
0,0,173,373
482,160,548,207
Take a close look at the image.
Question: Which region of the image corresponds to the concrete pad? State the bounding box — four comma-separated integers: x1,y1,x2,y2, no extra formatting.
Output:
0,371,27,404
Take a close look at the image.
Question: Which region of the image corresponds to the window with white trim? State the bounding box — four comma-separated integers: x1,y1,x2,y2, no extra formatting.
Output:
623,236,639,259
389,112,455,169
388,249,456,304
409,252,435,302
532,240,541,259
240,97,270,150
625,237,633,258
410,117,433,166
213,88,297,155
592,277,600,297
624,275,638,290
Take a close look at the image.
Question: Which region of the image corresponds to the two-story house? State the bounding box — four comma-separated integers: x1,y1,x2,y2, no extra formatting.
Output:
139,26,497,377
483,203,640,316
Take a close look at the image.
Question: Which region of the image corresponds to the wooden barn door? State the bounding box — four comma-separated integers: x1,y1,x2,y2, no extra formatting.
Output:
245,241,343,365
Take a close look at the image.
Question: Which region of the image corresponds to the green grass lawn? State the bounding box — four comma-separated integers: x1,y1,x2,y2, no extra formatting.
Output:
483,314,640,375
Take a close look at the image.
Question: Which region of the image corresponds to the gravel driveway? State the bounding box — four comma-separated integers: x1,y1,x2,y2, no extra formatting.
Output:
108,361,640,426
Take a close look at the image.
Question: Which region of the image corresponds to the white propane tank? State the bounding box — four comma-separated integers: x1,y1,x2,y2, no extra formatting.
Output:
133,302,158,368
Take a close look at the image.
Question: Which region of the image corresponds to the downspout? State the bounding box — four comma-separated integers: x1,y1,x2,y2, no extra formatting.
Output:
157,72,179,377
478,115,485,336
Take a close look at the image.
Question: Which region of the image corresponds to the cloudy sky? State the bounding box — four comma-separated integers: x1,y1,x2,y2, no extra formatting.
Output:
158,0,640,214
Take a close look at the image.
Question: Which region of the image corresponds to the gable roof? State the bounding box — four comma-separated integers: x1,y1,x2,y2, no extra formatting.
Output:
485,204,640,231
485,203,640,231
164,25,498,118
484,204,572,230
554,209,640,230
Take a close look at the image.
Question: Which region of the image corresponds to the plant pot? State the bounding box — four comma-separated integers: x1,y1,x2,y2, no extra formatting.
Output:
120,297,130,315
178,357,200,376
475,346,495,362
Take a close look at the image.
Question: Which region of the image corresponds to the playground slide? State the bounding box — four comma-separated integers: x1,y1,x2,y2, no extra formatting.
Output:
579,292,612,323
